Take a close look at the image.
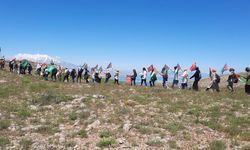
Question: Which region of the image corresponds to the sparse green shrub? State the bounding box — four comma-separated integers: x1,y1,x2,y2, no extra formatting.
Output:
0,137,10,146
78,129,88,138
97,138,116,148
20,138,33,149
0,120,10,130
209,140,226,150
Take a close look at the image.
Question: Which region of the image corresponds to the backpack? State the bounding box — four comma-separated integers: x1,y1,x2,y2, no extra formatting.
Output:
216,74,220,83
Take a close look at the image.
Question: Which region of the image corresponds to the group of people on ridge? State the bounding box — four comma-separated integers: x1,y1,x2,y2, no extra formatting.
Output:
2,59,250,95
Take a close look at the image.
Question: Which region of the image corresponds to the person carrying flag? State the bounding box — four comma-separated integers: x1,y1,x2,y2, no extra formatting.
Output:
206,69,220,92
131,69,137,86
160,65,169,88
227,68,238,92
172,65,181,88
114,70,120,85
190,67,201,91
77,66,84,83
181,69,188,89
149,68,157,87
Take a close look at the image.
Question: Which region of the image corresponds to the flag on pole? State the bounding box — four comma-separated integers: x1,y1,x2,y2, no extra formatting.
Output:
176,63,181,70
221,64,229,74
83,63,88,69
163,64,170,71
99,66,103,72
147,64,154,72
106,62,112,69
190,63,197,71
94,64,98,69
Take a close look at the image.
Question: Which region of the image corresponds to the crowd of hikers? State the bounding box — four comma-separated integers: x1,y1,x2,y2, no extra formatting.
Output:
1,57,250,95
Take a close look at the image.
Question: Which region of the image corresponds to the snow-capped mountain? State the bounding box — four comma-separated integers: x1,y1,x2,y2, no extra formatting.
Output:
12,53,77,69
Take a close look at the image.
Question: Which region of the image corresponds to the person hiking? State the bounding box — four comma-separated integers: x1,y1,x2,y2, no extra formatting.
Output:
160,67,169,88
104,69,111,83
140,67,147,86
114,70,120,85
71,69,77,83
172,66,180,88
190,67,201,91
9,61,14,72
27,63,33,75
227,68,238,92
84,68,90,83
36,63,42,76
77,67,83,83
206,69,220,92
244,67,250,95
149,69,157,87
63,68,70,82
131,69,137,86
181,69,188,89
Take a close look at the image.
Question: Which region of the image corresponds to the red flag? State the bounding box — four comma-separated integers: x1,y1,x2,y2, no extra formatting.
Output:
106,62,112,69
147,64,154,72
221,64,229,74
190,63,197,71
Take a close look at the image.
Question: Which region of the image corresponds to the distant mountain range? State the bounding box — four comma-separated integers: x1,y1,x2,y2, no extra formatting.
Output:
12,53,78,69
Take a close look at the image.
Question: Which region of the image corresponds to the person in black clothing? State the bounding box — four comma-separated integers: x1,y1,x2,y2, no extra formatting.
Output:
84,68,90,83
105,70,111,83
9,61,14,72
244,67,250,95
27,63,33,75
131,69,137,86
77,67,83,83
190,67,201,91
95,72,101,83
71,69,77,83
227,68,238,92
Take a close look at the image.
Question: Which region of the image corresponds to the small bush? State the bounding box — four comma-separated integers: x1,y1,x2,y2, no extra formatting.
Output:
97,138,116,148
20,138,33,149
0,120,10,130
164,122,184,135
168,140,177,149
146,139,163,147
78,129,88,138
69,112,77,121
100,130,112,138
0,137,10,146
32,91,72,106
209,140,226,150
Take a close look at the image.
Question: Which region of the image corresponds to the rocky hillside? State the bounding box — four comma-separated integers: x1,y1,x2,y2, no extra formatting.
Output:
0,69,249,150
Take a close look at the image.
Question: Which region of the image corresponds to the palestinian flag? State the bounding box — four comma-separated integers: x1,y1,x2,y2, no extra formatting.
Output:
237,74,247,84
83,63,88,69
94,64,98,69
147,64,154,72
190,63,197,71
163,64,170,71
106,62,112,69
99,66,103,72
221,64,229,74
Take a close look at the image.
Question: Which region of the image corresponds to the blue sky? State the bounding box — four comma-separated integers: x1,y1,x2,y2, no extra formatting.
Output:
0,0,249,73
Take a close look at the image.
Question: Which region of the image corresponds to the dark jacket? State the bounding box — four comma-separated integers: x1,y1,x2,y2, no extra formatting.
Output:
190,70,201,81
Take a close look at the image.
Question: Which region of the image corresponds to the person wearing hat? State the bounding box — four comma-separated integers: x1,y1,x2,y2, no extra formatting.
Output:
227,68,238,92
206,69,220,92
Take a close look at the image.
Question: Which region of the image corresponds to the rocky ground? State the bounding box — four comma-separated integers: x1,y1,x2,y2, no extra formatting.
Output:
0,69,250,150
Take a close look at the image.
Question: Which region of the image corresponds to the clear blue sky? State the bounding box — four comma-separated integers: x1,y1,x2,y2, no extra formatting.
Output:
0,0,249,73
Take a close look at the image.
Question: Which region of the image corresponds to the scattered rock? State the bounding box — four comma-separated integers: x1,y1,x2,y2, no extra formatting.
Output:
123,121,132,132
86,120,100,131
